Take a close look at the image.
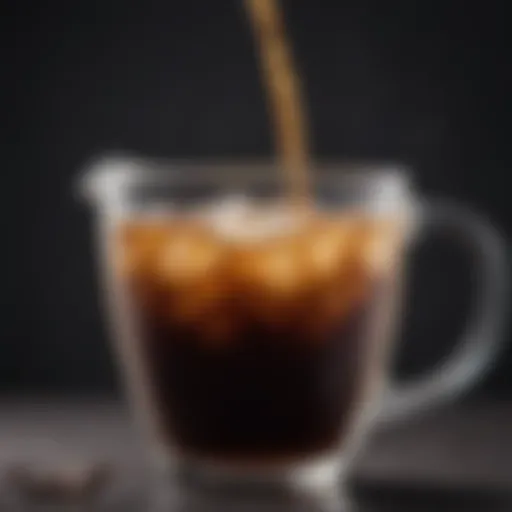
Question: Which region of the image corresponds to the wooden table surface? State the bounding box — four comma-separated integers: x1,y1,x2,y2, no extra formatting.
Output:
0,398,511,511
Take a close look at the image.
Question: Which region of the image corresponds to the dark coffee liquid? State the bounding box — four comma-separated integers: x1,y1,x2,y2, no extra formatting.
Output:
140,296,378,463
116,215,397,464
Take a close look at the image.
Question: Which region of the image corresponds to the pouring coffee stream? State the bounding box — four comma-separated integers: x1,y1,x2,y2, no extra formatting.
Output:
244,0,311,208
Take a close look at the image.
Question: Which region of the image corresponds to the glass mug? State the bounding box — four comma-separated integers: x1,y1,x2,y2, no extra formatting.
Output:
81,157,506,495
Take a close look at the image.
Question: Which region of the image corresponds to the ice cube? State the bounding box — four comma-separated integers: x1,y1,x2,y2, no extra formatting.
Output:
156,227,224,286
303,219,357,282
114,222,169,278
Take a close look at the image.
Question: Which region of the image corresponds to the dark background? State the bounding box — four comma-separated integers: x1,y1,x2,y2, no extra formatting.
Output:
3,0,510,396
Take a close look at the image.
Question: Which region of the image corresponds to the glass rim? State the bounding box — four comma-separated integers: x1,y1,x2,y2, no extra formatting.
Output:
79,153,413,202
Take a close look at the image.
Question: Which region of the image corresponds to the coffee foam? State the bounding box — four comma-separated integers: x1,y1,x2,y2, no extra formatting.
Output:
192,196,312,242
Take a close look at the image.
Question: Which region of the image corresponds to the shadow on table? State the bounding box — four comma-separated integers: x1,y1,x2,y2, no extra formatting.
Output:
78,484,512,512
2,475,511,511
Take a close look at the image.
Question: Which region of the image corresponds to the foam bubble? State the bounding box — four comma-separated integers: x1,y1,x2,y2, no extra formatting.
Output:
195,196,309,242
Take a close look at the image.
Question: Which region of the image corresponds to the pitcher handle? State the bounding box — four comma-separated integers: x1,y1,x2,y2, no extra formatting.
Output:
379,200,508,423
